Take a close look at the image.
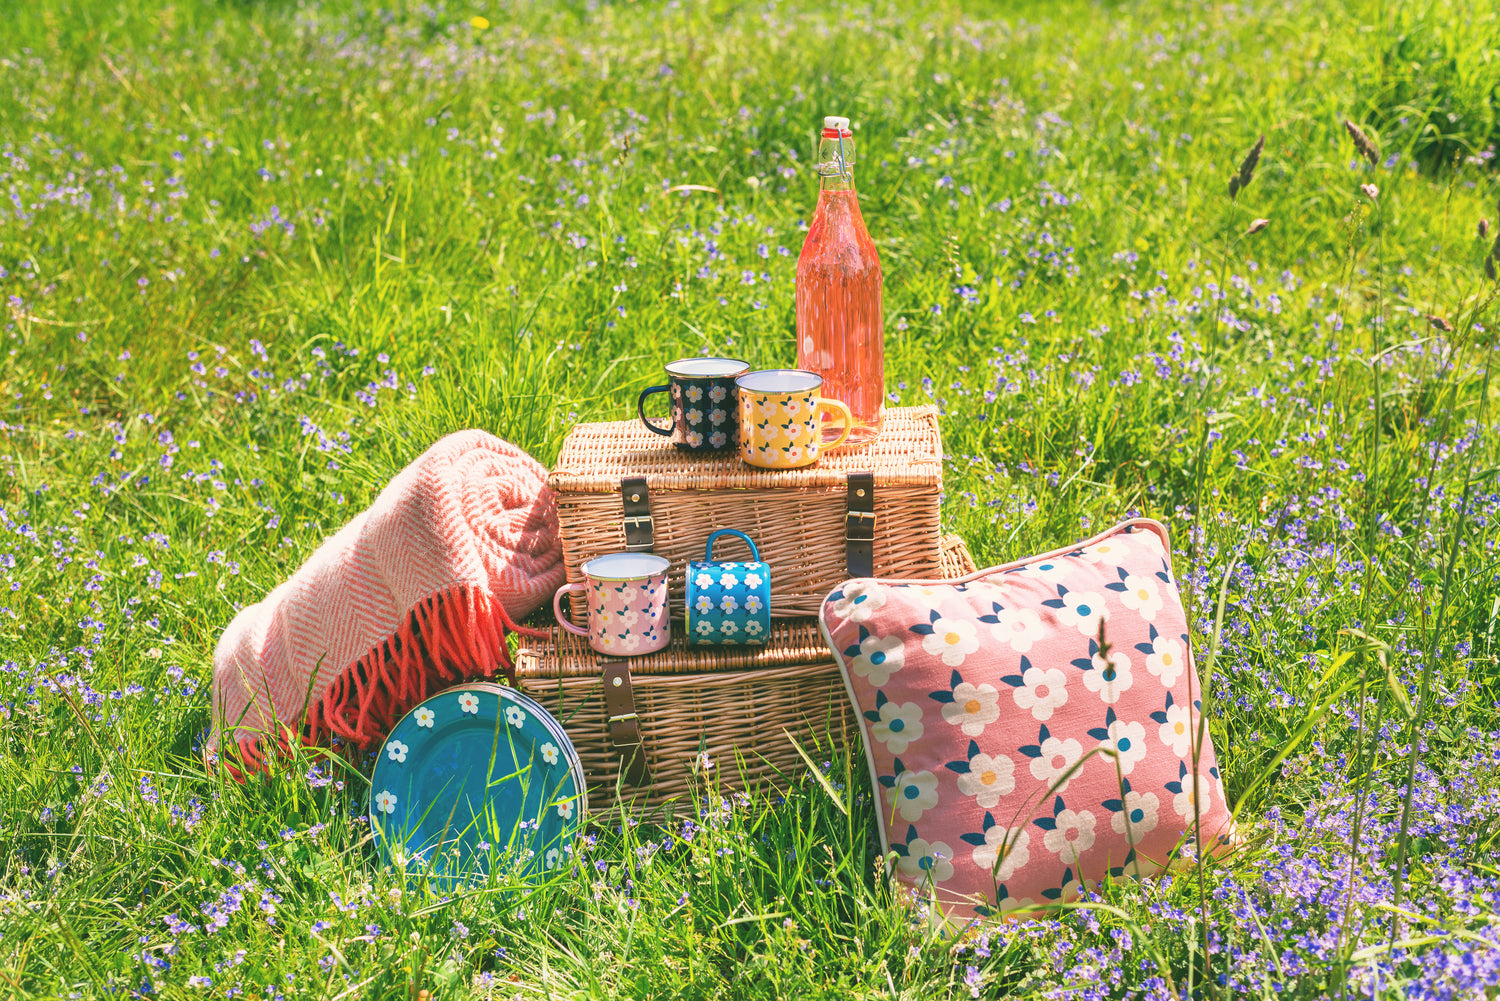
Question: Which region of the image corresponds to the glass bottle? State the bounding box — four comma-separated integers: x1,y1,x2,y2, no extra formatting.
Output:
795,115,884,446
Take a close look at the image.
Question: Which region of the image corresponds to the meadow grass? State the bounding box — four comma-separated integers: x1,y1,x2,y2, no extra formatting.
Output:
2,0,1500,997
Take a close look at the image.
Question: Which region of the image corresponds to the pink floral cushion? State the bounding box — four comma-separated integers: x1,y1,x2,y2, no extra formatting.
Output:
820,520,1233,919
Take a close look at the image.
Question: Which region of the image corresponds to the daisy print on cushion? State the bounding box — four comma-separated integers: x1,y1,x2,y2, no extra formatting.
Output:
822,519,1235,920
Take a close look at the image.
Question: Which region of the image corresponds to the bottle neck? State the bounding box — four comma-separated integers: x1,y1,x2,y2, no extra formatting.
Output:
817,130,856,193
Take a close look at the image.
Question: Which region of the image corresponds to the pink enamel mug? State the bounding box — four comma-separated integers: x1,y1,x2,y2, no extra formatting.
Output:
552,552,671,656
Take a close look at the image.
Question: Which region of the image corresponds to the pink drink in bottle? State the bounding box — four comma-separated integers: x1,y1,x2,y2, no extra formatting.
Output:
795,115,884,446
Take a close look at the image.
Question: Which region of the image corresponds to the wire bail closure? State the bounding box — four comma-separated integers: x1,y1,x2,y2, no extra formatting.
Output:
816,127,853,180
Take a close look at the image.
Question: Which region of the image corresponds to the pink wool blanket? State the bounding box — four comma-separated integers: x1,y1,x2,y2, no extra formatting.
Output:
212,430,566,774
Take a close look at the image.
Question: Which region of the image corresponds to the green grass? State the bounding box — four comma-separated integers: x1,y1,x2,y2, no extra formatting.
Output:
1,0,1499,997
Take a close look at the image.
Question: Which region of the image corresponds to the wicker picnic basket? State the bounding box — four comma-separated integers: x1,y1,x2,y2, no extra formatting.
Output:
515,532,977,817
547,404,944,624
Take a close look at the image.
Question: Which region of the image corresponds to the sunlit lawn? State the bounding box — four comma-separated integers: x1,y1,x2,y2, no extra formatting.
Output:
2,0,1499,996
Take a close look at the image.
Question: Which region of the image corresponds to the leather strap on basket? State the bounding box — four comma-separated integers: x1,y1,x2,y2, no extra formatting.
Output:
620,476,654,552
601,660,651,786
846,471,876,577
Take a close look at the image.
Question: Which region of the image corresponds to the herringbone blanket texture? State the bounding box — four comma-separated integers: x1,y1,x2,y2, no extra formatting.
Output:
211,430,565,774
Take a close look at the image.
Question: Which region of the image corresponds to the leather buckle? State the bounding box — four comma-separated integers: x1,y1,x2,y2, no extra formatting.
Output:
846,471,876,577
620,476,654,552
845,510,876,542
601,661,651,786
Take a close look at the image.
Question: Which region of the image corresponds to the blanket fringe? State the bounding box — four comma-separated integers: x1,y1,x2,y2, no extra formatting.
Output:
224,583,546,781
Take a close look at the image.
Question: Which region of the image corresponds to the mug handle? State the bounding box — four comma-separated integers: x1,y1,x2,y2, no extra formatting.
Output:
815,397,853,451
637,384,674,436
552,582,591,636
705,528,760,562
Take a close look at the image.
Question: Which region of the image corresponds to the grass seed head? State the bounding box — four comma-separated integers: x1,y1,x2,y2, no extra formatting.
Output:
1238,134,1264,187
1480,218,1490,240
1344,120,1379,166
1228,135,1264,200
1426,314,1453,333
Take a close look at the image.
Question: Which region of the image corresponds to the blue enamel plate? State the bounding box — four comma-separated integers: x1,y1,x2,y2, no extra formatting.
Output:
369,682,586,886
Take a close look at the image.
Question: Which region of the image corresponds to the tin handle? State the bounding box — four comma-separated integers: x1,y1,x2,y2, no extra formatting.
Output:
552,583,592,637
705,528,759,562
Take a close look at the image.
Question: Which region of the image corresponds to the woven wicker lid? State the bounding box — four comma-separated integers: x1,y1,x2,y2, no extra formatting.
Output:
548,404,943,493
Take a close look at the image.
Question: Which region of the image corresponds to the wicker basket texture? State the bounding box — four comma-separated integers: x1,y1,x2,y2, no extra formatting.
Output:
548,405,944,623
515,532,977,817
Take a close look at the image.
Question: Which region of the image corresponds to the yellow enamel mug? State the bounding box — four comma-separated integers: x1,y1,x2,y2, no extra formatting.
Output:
736,369,853,469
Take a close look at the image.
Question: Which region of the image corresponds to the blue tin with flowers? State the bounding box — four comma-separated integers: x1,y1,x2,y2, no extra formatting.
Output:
685,529,772,647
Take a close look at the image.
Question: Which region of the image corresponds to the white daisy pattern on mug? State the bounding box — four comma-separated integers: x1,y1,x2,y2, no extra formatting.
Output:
457,692,480,714
414,707,436,728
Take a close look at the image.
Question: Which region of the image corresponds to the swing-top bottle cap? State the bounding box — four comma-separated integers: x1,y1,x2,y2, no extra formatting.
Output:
823,116,851,132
